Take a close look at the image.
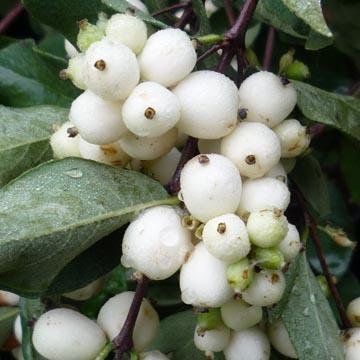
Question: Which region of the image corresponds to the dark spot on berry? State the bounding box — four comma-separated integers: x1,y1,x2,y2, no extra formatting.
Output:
245,155,256,165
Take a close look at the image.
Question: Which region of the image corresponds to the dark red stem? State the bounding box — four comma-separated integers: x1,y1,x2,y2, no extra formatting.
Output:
174,4,193,29
307,123,326,139
0,2,23,34
113,275,149,359
262,26,275,71
165,137,199,195
152,3,188,17
196,43,224,64
296,191,351,329
224,0,236,25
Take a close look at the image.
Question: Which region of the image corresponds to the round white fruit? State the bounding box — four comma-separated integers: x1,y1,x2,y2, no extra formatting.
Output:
246,209,288,248
221,122,281,178
33,308,106,360
119,127,177,160
50,121,81,159
238,71,297,128
180,242,234,307
85,39,140,101
347,298,360,327
265,162,287,184
105,14,147,54
277,223,302,262
70,90,127,145
221,298,262,331
139,351,169,360
268,319,297,358
224,327,271,360
143,148,181,185
202,213,250,263
194,324,231,352
97,291,159,351
127,0,149,13
237,178,290,218
0,291,19,306
121,205,193,280
63,278,104,301
79,138,130,167
242,270,286,307
122,82,181,137
139,28,196,87
273,119,310,158
14,315,22,343
173,71,239,139
343,328,360,360
180,154,242,223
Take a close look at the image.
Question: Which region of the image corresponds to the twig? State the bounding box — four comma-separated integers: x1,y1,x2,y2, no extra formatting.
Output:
296,190,351,329
224,0,236,25
196,43,223,64
216,47,234,73
262,26,275,71
0,2,23,34
152,3,188,17
165,137,199,195
113,275,149,359
174,4,193,29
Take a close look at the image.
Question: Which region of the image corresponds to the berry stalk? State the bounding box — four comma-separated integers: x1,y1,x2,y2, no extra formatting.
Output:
0,2,23,34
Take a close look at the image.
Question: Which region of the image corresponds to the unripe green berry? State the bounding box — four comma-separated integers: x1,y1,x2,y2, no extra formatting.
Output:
346,297,360,327
197,308,223,331
77,20,104,52
282,60,310,81
247,209,288,248
253,247,285,270
226,258,254,292
316,275,330,298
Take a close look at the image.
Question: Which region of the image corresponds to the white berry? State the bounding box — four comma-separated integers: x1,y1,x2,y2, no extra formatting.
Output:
194,324,231,352
347,298,360,327
273,119,310,158
0,290,19,306
265,162,287,184
121,206,193,280
238,71,297,127
85,39,140,101
277,223,302,262
221,122,281,178
97,291,159,350
63,278,104,301
202,213,250,263
14,315,22,343
180,242,234,307
242,270,286,307
139,28,196,87
33,308,106,360
139,351,169,360
122,82,181,137
246,209,288,248
119,127,177,160
268,319,297,358
143,148,181,185
127,0,149,13
70,90,127,145
224,327,271,360
173,71,239,139
180,154,242,223
79,138,130,167
343,328,360,360
221,298,262,331
237,178,290,218
50,122,81,159
105,14,147,54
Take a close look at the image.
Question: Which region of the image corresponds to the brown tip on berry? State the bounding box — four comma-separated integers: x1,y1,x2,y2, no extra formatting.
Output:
239,108,248,120
198,154,210,164
280,76,290,85
66,126,78,138
59,69,68,80
94,59,106,71
245,155,256,165
217,222,226,234
78,19,89,30
144,107,156,119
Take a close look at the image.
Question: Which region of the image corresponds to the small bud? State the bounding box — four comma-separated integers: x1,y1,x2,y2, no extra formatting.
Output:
279,49,295,74
226,258,254,292
77,20,104,52
197,308,223,332
252,247,285,270
282,60,310,81
94,59,106,71
319,225,356,248
316,275,330,298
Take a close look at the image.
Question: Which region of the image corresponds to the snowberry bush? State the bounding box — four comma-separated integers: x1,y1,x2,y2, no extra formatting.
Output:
0,0,359,360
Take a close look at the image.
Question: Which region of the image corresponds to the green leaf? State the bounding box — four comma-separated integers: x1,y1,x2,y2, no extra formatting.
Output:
305,30,333,51
23,0,166,44
293,80,360,141
281,252,344,360
280,0,332,38
0,40,79,107
191,0,211,35
0,307,19,347
0,105,68,188
20,298,46,360
149,310,224,359
291,155,331,216
0,157,176,296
